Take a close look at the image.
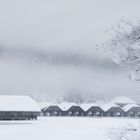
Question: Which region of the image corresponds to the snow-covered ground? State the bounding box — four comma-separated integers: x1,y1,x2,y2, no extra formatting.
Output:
0,117,139,140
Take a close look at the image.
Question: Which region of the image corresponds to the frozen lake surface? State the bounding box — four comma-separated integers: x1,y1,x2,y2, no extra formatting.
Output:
0,117,139,140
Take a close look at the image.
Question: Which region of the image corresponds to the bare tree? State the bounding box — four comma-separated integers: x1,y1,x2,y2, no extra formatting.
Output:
101,18,140,74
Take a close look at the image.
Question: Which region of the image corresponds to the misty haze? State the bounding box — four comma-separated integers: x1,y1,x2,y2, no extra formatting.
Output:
0,0,140,103
0,1,140,140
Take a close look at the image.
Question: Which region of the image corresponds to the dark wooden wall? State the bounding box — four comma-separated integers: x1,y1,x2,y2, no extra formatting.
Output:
0,111,39,120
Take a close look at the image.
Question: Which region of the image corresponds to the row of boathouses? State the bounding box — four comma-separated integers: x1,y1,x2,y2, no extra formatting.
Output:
41,97,140,118
0,95,139,120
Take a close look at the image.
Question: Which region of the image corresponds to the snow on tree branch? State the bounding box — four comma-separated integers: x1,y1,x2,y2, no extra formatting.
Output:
101,19,140,72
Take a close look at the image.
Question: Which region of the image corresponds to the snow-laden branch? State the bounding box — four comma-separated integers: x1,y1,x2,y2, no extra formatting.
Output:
100,19,140,73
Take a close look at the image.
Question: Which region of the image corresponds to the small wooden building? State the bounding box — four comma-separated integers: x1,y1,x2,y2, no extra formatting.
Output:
42,105,63,116
122,104,140,117
58,103,78,116
0,95,40,120
87,107,104,117
59,103,84,116
80,103,104,117
102,103,124,117
67,105,85,116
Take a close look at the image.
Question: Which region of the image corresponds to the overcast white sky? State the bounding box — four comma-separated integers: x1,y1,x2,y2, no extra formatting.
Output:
0,0,140,54
0,0,140,102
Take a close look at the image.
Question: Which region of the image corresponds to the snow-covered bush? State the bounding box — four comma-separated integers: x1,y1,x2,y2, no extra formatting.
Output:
108,124,139,140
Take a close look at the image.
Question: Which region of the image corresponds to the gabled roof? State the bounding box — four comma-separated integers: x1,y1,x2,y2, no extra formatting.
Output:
0,95,40,112
58,103,77,111
110,96,136,104
80,103,99,111
39,102,57,110
101,103,120,112
122,104,140,112
43,105,62,111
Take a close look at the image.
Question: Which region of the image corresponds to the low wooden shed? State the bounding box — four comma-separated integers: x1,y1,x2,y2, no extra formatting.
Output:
67,105,84,116
58,103,84,116
0,95,40,120
58,103,77,116
102,103,125,117
122,104,140,117
80,103,104,117
42,105,63,116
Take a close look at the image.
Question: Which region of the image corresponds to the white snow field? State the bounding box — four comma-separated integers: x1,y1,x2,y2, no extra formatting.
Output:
0,117,139,140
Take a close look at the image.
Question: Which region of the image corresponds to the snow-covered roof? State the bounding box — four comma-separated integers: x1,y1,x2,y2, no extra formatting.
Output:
111,96,136,104
122,104,140,112
58,103,77,111
101,103,120,112
39,102,57,109
0,95,40,112
80,103,99,111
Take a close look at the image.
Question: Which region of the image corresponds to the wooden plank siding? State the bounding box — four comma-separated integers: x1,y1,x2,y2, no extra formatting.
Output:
125,107,140,117
41,104,140,118
105,107,125,117
0,111,39,120
42,106,63,116
66,106,85,116
86,106,105,117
